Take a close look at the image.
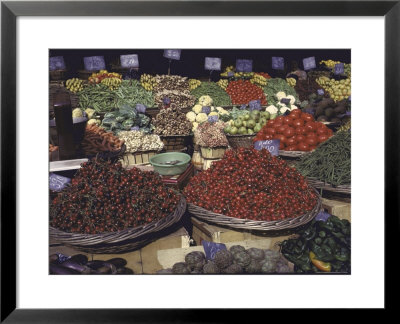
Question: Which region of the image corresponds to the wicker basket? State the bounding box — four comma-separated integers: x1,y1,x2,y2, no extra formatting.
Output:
77,70,94,80
50,70,67,81
120,150,159,166
188,189,322,233
160,134,192,152
49,195,187,254
226,134,256,149
200,146,227,159
278,150,310,158
307,178,351,195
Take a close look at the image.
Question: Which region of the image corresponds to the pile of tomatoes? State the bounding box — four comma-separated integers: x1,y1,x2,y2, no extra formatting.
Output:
50,159,180,234
253,109,333,151
226,80,267,105
184,148,317,222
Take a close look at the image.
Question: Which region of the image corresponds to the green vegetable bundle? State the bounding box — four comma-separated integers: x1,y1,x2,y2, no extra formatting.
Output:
279,215,351,273
295,131,351,186
262,78,299,106
78,84,117,113
190,82,232,107
114,80,155,108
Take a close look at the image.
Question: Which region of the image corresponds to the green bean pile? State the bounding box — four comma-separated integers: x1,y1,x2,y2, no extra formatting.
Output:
295,131,351,186
78,84,116,113
114,80,155,108
190,82,232,107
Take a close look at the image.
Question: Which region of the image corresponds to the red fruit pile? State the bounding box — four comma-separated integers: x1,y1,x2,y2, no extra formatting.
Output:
254,109,333,151
184,148,317,222
50,160,180,234
226,80,267,105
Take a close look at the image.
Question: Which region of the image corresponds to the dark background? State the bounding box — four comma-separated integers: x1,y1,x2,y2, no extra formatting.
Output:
49,49,351,80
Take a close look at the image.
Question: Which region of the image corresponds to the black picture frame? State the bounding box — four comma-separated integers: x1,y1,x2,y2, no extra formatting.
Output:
1,0,398,322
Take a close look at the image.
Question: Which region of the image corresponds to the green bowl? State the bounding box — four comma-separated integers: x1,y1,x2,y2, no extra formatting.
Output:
150,152,191,176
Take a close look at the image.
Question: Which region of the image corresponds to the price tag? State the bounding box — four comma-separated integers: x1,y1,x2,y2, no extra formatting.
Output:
163,49,181,60
204,57,222,71
254,140,280,156
208,115,219,123
249,100,261,111
120,54,139,68
49,56,66,71
315,211,331,222
303,56,316,71
83,56,106,71
236,59,253,72
334,63,345,75
202,240,227,261
280,98,291,105
317,89,324,96
227,71,234,77
49,173,71,192
272,57,284,70
348,95,351,101
135,104,146,113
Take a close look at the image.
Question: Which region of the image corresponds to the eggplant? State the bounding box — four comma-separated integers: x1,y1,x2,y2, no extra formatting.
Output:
61,260,92,274
95,263,117,275
86,260,107,270
69,254,88,265
50,263,79,275
105,258,127,268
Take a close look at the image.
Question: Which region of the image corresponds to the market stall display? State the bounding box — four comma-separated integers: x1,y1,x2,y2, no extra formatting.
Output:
49,50,351,275
295,130,351,191
50,159,186,253
184,147,321,231
253,109,333,152
158,246,293,274
279,215,350,273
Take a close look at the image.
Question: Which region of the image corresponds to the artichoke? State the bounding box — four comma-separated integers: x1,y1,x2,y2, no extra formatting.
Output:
223,263,244,274
260,259,277,273
245,259,262,274
247,248,265,261
229,245,245,255
185,251,206,271
213,250,233,270
233,251,251,268
172,262,190,274
203,261,220,274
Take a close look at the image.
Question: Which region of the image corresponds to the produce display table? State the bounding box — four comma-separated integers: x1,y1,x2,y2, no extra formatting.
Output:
191,217,292,245
49,227,190,274
321,198,351,222
157,238,294,271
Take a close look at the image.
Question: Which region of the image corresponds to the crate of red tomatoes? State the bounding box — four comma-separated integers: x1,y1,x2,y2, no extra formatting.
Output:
253,109,334,158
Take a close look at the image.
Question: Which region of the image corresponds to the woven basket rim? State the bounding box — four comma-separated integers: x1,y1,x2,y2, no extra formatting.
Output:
226,134,256,138
159,134,193,138
307,177,351,193
49,195,186,249
187,188,322,232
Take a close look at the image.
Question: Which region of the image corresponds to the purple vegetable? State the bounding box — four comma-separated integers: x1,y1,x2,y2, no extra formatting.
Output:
50,263,79,275
60,260,92,274
240,104,247,110
280,98,291,105
202,106,211,114
208,115,219,123
249,100,261,111
135,104,147,113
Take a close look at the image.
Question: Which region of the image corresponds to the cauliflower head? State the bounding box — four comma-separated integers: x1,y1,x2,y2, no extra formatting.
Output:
290,105,298,111
199,95,213,106
186,111,197,122
72,108,83,118
85,108,96,119
276,91,286,101
286,95,296,105
209,111,218,117
192,104,203,114
279,106,290,114
195,113,208,123
192,122,199,131
87,119,101,125
266,105,278,114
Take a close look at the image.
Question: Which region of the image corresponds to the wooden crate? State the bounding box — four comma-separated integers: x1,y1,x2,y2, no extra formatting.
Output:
49,227,190,274
321,198,351,222
191,218,291,245
157,238,290,270
120,151,158,167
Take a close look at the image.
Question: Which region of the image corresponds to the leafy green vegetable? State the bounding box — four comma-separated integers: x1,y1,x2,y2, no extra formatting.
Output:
262,78,300,106
190,82,232,107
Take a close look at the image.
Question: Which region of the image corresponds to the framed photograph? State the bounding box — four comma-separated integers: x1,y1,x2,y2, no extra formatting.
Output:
1,0,398,321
